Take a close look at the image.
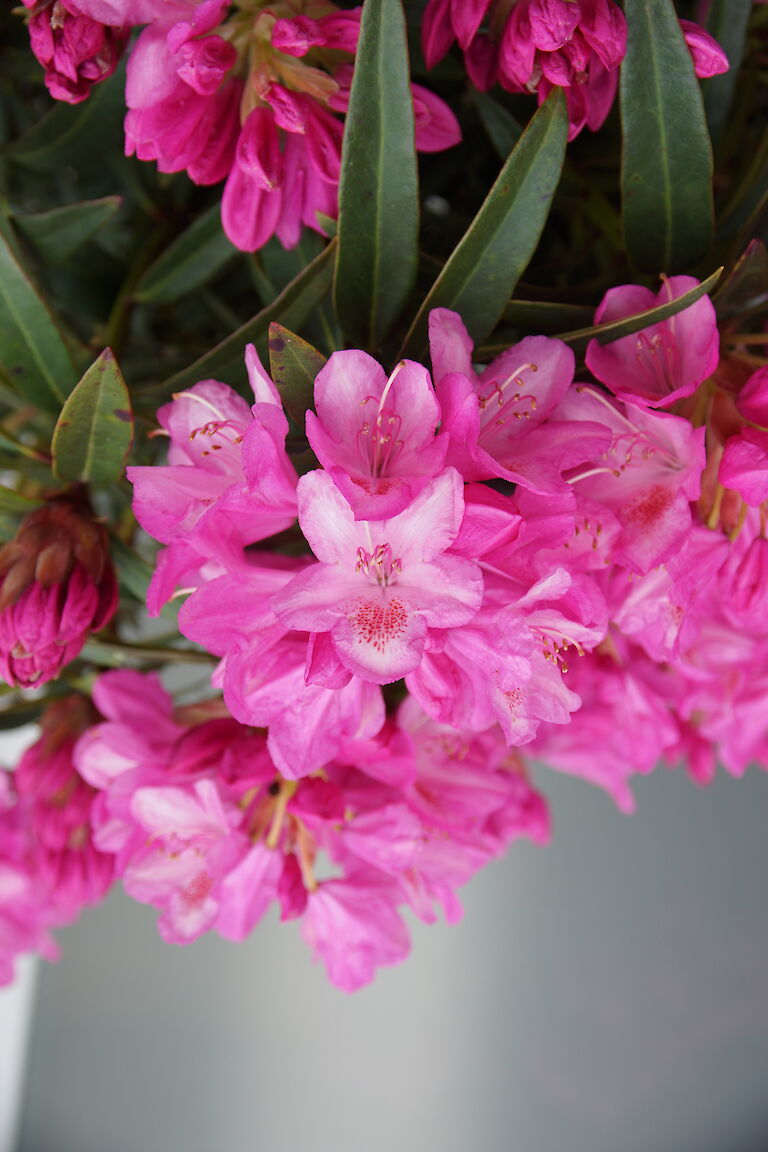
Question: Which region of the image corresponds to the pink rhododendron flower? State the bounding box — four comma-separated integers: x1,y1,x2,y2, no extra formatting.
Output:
558,386,706,573
429,307,609,493
127,343,298,612
585,276,720,409
23,0,128,103
305,352,446,519
70,669,549,989
422,0,726,139
272,468,483,683
60,0,460,251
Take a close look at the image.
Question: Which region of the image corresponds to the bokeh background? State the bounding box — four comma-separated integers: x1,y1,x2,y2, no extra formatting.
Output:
6,761,768,1152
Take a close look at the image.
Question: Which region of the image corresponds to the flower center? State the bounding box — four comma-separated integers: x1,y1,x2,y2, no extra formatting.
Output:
477,361,539,428
355,543,402,587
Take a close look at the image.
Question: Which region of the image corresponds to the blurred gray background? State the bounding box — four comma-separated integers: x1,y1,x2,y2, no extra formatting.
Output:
15,765,768,1152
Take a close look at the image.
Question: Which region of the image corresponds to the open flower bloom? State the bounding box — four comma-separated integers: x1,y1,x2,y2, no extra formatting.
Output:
305,351,446,520
585,276,720,409
272,469,484,684
429,307,609,493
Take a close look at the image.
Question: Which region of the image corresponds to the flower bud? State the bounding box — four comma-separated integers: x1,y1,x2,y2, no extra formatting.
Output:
0,493,118,687
23,0,128,105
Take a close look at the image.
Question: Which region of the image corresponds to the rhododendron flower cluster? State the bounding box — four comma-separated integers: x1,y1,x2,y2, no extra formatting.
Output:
422,0,728,137
22,0,460,250
68,668,547,988
3,0,767,997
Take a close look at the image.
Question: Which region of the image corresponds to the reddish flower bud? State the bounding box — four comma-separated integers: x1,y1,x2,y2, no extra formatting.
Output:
0,493,118,688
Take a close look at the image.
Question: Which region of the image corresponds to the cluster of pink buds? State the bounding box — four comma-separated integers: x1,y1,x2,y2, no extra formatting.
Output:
24,0,461,250
422,0,728,138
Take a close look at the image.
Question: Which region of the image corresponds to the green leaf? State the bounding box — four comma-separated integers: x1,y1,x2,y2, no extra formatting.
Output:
0,226,77,410
400,90,568,360
268,323,326,425
557,267,723,346
13,197,122,265
161,239,336,394
51,349,133,484
702,0,752,149
503,298,595,334
5,61,126,171
0,485,43,514
473,92,523,161
620,0,714,273
109,535,155,603
334,0,419,350
134,203,237,304
713,240,768,322
0,700,44,730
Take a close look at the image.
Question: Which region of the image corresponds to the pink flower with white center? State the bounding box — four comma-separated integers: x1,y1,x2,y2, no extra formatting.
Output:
272,468,483,684
305,352,446,519
429,308,609,493
585,276,720,409
128,344,298,610
558,386,706,573
177,563,386,778
23,0,128,104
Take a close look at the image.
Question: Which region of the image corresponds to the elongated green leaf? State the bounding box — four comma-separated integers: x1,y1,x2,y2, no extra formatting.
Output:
161,239,336,394
400,90,568,360
0,485,43,513
503,298,594,333
0,701,44,730
557,267,723,346
268,324,326,425
620,0,714,273
474,92,523,161
13,197,122,265
703,0,752,149
135,204,237,304
52,349,133,484
334,0,418,350
0,228,77,410
5,62,125,171
713,240,768,321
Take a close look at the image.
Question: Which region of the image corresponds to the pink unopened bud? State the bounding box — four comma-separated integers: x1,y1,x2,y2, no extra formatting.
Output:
25,0,128,105
0,492,118,688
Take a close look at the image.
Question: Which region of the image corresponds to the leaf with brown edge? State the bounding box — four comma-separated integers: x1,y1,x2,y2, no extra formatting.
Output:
52,349,133,485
